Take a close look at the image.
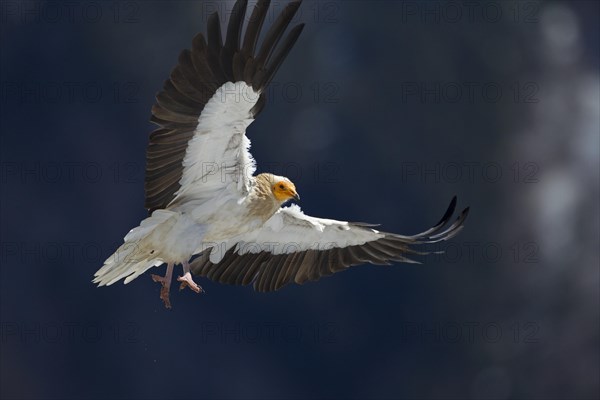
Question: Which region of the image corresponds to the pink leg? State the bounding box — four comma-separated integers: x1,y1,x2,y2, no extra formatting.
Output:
151,263,174,309
178,261,203,293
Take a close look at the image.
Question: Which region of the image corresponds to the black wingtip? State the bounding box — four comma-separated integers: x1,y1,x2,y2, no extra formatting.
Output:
257,22,306,89
388,196,468,243
241,0,271,57
221,0,249,80
429,206,469,241
254,0,303,67
458,206,470,223
224,0,248,52
434,196,457,228
207,11,223,49
207,12,223,55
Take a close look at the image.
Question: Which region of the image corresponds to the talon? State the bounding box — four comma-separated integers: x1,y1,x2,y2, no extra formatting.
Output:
160,286,172,309
177,272,203,294
152,263,174,309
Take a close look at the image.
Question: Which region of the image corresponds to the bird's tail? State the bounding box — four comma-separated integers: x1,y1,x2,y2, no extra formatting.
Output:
93,210,175,286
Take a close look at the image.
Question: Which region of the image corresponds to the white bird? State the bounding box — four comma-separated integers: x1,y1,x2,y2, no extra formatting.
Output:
93,0,469,308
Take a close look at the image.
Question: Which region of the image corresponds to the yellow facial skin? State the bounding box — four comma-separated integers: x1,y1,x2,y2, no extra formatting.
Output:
272,181,300,203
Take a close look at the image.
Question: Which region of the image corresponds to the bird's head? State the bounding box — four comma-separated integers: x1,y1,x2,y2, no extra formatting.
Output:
271,177,300,204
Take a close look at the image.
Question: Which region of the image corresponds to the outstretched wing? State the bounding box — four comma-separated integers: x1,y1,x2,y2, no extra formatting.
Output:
146,0,305,213
190,197,470,292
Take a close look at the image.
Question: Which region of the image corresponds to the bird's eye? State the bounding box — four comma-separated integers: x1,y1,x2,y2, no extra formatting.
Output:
279,184,285,189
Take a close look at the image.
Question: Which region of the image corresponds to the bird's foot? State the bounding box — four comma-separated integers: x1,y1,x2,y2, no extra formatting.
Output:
151,262,174,309
151,274,172,309
178,272,203,293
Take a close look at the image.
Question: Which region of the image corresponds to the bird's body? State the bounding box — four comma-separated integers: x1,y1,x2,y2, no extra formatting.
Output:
93,0,469,308
94,170,294,283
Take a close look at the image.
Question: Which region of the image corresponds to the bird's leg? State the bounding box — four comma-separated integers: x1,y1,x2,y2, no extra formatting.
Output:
178,260,203,293
151,263,174,309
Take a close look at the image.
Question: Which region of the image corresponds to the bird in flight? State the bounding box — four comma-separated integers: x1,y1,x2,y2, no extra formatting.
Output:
93,0,469,308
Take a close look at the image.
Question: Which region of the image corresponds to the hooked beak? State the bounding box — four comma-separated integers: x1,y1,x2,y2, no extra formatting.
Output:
292,192,300,202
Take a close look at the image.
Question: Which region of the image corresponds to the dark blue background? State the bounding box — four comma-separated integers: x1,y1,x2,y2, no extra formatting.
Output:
1,1,599,399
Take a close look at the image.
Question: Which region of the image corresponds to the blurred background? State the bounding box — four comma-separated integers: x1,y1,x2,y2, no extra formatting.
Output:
1,0,598,399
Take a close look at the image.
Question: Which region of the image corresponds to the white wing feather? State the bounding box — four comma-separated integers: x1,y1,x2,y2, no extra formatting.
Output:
172,81,260,205
209,204,384,262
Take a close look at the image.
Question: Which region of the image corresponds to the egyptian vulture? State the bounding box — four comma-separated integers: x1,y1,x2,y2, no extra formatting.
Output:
94,0,469,308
